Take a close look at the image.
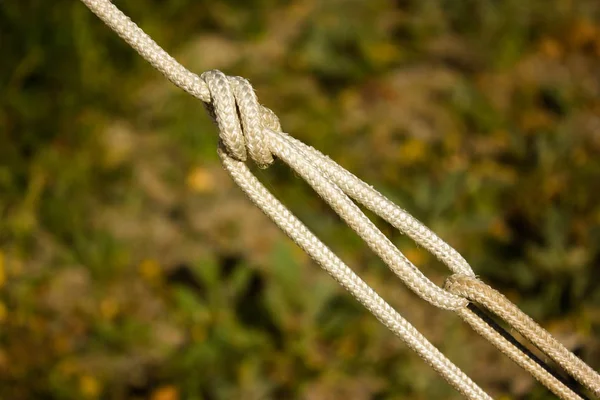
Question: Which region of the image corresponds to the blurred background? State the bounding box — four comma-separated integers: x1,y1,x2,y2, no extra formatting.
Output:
1,0,600,399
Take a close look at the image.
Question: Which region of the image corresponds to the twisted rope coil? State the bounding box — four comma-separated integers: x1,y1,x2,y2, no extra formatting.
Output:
79,1,600,398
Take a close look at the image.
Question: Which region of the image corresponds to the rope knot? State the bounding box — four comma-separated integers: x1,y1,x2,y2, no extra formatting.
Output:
201,70,281,168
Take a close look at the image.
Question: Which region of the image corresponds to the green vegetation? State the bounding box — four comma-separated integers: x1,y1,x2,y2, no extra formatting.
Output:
1,0,600,398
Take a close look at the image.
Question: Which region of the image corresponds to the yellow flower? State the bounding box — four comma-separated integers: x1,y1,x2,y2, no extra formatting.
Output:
79,375,101,398
364,42,400,67
57,359,77,376
399,139,427,165
151,385,179,400
569,19,598,49
139,259,161,283
186,167,215,193
100,297,120,321
539,37,563,59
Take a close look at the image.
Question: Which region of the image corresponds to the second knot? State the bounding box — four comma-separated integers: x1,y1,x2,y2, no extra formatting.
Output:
201,70,281,168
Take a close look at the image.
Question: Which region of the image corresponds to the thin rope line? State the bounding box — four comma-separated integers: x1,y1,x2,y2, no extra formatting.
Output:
447,275,600,397
80,0,212,103
457,306,585,400
467,304,591,400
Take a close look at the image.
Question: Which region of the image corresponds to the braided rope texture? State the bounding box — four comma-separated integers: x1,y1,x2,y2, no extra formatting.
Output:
79,1,490,397
447,275,600,398
79,0,600,398
455,307,584,400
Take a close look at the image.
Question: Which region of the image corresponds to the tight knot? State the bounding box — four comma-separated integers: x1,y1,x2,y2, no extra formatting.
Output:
201,70,281,168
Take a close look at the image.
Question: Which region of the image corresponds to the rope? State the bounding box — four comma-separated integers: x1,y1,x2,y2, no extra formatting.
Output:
447,275,600,397
78,0,600,398
460,305,585,400
219,147,489,399
466,303,592,400
78,1,490,398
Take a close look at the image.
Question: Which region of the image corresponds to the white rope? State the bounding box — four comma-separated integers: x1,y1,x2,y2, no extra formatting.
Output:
447,275,600,398
79,0,470,312
78,1,600,398
455,306,584,400
219,147,489,399
282,134,475,277
78,0,491,397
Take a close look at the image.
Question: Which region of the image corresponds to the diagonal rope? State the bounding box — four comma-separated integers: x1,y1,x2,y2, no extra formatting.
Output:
267,129,468,310
78,1,491,397
446,275,600,398
219,145,489,399
288,120,600,398
78,0,600,398
282,135,475,278
459,305,586,400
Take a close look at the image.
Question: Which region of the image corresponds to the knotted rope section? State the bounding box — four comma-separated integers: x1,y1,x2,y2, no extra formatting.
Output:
79,1,600,399
201,71,279,168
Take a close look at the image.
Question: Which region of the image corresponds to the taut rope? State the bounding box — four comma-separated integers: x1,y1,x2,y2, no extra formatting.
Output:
78,1,600,398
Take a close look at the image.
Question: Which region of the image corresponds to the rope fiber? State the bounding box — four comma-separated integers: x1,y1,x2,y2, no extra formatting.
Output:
78,1,600,398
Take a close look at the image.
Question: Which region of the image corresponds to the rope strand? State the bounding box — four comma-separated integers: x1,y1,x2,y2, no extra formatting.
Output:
447,275,600,397
457,306,584,400
219,145,491,399
78,0,600,398
79,0,491,397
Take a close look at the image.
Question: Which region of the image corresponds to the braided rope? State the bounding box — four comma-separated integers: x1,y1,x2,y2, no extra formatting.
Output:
457,306,584,400
447,275,600,397
78,0,600,398
219,147,488,399
78,0,469,312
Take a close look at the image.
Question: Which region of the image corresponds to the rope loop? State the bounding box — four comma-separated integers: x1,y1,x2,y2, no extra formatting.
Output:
197,70,471,310
200,70,472,310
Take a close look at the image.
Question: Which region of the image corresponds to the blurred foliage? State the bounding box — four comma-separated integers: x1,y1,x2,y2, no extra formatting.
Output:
1,0,600,399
